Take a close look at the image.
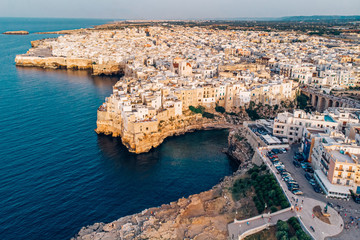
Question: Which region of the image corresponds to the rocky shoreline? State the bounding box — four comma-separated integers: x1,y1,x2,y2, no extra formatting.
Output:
3,30,29,35
73,128,254,240
96,110,237,154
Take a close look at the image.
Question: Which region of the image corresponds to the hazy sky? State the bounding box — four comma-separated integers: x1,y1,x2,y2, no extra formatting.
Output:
1,0,359,19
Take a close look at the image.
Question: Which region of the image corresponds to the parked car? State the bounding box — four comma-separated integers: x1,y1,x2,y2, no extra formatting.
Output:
284,177,294,182
281,172,291,178
271,159,280,164
305,167,314,173
276,166,285,172
301,162,310,169
293,161,301,168
313,185,322,193
309,179,316,186
304,173,313,181
294,155,305,162
272,149,281,154
292,190,303,195
288,185,300,191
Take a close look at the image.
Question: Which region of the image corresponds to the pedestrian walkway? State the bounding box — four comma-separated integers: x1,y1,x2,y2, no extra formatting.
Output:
261,148,344,240
228,208,296,240
228,149,344,240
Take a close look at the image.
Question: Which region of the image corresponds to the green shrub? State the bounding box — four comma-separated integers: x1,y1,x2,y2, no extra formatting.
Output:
281,200,290,209
270,206,278,213
277,220,289,232
276,230,288,240
296,230,311,240
215,105,225,113
251,172,258,180
202,112,214,118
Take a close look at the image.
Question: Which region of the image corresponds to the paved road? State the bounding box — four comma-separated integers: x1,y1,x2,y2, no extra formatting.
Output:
276,145,360,240
261,149,344,240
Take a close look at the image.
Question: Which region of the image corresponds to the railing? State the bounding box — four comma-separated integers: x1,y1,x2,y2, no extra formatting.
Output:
335,168,344,172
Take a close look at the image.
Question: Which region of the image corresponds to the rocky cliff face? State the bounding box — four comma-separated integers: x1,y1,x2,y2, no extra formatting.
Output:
3,30,29,35
96,112,232,154
226,127,254,163
15,55,122,75
72,165,257,240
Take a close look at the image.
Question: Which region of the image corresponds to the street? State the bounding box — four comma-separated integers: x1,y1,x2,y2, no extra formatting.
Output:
276,145,360,240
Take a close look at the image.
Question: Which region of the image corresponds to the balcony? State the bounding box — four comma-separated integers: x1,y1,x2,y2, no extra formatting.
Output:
321,154,330,163
335,168,344,172
346,169,355,173
320,159,329,171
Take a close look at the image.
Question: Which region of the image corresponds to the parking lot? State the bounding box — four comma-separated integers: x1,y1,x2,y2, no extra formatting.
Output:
271,144,360,240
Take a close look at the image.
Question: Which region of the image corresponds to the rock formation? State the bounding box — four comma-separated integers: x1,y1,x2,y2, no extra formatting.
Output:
3,31,29,35
226,127,254,163
96,110,233,154
72,165,258,240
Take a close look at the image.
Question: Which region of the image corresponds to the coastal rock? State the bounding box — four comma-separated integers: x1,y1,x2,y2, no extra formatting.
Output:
72,166,257,240
226,127,254,163
3,31,29,35
96,110,233,154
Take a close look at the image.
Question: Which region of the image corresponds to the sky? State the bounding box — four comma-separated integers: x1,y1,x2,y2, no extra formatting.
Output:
0,0,359,20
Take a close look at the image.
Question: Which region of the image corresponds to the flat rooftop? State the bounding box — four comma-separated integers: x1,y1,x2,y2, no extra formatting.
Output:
330,150,356,164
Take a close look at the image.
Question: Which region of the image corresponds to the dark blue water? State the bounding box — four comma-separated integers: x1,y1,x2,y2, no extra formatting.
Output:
0,18,237,240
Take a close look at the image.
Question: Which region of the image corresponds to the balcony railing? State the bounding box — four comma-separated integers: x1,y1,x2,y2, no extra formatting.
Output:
346,169,355,173
336,168,344,171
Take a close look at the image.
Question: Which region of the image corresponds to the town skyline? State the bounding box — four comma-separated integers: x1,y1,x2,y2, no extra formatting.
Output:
1,0,359,19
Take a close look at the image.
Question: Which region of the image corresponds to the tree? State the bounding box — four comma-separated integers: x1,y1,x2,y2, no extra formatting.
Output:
276,230,288,240
215,105,225,113
277,220,289,232
296,94,309,109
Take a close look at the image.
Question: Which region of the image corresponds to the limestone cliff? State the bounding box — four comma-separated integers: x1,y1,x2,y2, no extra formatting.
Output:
15,55,122,75
96,110,233,154
72,165,257,240
3,31,29,35
226,127,254,163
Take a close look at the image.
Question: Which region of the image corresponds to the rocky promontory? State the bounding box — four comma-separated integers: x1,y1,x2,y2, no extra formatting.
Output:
96,110,234,154
226,127,254,163
73,127,255,240
73,166,256,240
3,30,29,35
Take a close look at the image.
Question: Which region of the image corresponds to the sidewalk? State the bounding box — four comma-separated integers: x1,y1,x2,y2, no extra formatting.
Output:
228,209,296,240
261,149,344,240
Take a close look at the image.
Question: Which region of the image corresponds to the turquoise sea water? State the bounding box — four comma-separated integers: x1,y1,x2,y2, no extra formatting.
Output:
0,18,237,239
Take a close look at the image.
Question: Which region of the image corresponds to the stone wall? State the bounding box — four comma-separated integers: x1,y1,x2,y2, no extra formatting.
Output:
96,110,230,154
15,55,124,75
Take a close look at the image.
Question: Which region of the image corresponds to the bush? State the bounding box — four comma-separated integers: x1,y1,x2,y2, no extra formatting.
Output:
215,105,225,113
277,220,289,232
276,230,288,240
251,172,258,180
289,237,298,240
296,230,311,240
189,105,205,114
246,109,260,120
202,112,214,118
270,206,278,213
296,94,309,109
281,200,290,209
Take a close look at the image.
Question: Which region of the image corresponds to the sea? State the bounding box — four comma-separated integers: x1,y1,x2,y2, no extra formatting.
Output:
0,18,238,240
